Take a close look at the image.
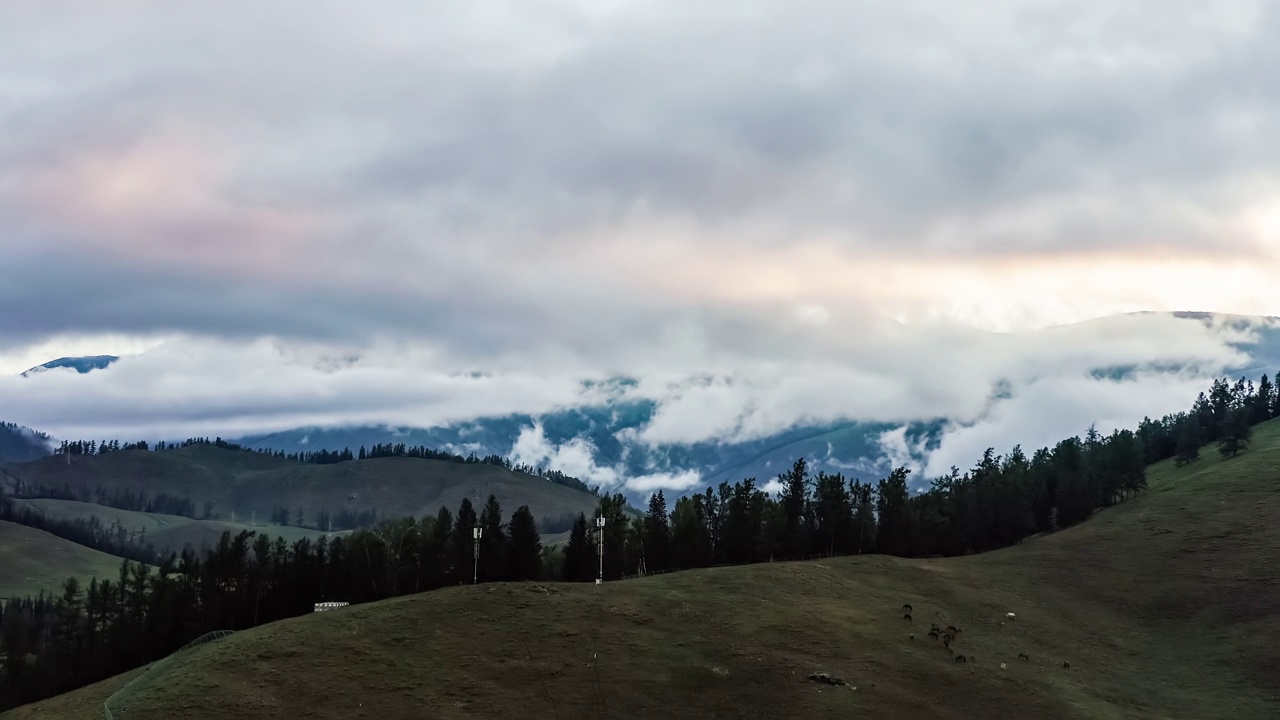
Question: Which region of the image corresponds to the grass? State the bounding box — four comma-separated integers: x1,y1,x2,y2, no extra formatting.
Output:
2,445,601,529
9,497,340,555
6,419,1279,719
0,521,127,600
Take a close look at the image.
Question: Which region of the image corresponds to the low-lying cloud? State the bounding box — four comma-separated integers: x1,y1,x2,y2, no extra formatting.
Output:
1,314,1273,494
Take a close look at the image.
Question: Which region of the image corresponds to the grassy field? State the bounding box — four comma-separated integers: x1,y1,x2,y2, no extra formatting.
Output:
6,420,1278,719
0,521,126,600
9,497,339,555
1,444,602,528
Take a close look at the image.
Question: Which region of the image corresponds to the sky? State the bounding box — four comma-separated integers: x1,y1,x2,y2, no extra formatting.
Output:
3,1,1280,492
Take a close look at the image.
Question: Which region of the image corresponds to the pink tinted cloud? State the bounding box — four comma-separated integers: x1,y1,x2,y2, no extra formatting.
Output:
18,133,324,280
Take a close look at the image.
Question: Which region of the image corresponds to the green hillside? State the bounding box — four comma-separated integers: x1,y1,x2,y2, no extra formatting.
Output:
7,420,1278,719
0,522,125,600
2,445,601,528
9,497,338,555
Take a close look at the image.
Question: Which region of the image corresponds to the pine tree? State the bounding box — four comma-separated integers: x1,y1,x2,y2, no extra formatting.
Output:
478,495,507,581
875,467,911,555
506,505,542,581
562,513,593,582
778,458,809,557
643,491,671,572
812,471,852,555
1175,417,1201,467
1217,408,1253,458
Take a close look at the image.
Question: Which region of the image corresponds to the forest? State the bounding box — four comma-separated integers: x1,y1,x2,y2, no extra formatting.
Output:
0,372,1276,711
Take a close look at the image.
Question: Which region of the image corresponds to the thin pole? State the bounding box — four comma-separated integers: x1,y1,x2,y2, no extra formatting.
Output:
596,517,605,585
473,526,482,585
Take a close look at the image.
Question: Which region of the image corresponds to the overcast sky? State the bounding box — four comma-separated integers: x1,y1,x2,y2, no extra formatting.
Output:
3,1,1279,491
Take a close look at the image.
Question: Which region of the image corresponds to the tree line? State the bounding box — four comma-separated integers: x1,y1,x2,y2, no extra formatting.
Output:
0,493,547,711
46,437,597,499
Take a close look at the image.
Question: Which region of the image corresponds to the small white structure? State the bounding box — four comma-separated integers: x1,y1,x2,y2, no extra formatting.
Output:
314,601,350,613
1005,612,1016,620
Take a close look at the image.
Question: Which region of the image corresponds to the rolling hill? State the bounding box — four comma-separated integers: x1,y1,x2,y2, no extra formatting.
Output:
9,419,1278,719
8,498,337,556
0,521,126,601
1,444,604,530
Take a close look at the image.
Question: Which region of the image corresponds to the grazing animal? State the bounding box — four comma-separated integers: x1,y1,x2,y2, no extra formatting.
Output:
928,627,940,640
1005,612,1016,620
1018,653,1029,662
945,625,957,634
943,638,951,650
903,613,912,622
909,634,915,641
903,603,912,612
1063,661,1071,669
954,655,967,663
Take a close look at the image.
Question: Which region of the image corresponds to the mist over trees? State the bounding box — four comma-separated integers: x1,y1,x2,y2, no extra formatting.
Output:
1,371,1276,711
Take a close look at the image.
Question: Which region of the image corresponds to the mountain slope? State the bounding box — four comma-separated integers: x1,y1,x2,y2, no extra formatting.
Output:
10,420,1279,719
0,521,126,600
2,444,602,529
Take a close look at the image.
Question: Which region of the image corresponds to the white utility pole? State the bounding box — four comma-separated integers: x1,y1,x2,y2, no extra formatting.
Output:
473,526,483,585
596,516,606,585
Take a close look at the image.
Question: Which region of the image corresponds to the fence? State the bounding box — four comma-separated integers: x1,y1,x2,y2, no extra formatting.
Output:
102,630,236,720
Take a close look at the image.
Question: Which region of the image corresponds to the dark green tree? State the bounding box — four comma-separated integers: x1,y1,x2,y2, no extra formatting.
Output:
1217,408,1253,458
642,490,672,572
812,471,851,555
875,467,912,555
1175,416,1201,466
506,505,542,581
562,513,594,582
778,458,810,557
478,495,507,581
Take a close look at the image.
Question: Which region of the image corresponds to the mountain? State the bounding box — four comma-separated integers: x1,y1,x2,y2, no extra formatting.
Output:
12,419,1279,719
239,412,942,492
0,422,53,463
1,443,602,531
19,354,118,377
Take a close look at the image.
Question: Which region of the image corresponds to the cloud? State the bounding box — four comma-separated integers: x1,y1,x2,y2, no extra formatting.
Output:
3,1,1280,357
509,423,622,489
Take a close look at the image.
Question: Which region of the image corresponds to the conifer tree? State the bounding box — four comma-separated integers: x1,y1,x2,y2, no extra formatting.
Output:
1175,417,1201,466
562,513,593,582
506,505,542,581
643,490,671,572
478,495,507,581
1217,408,1253,458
